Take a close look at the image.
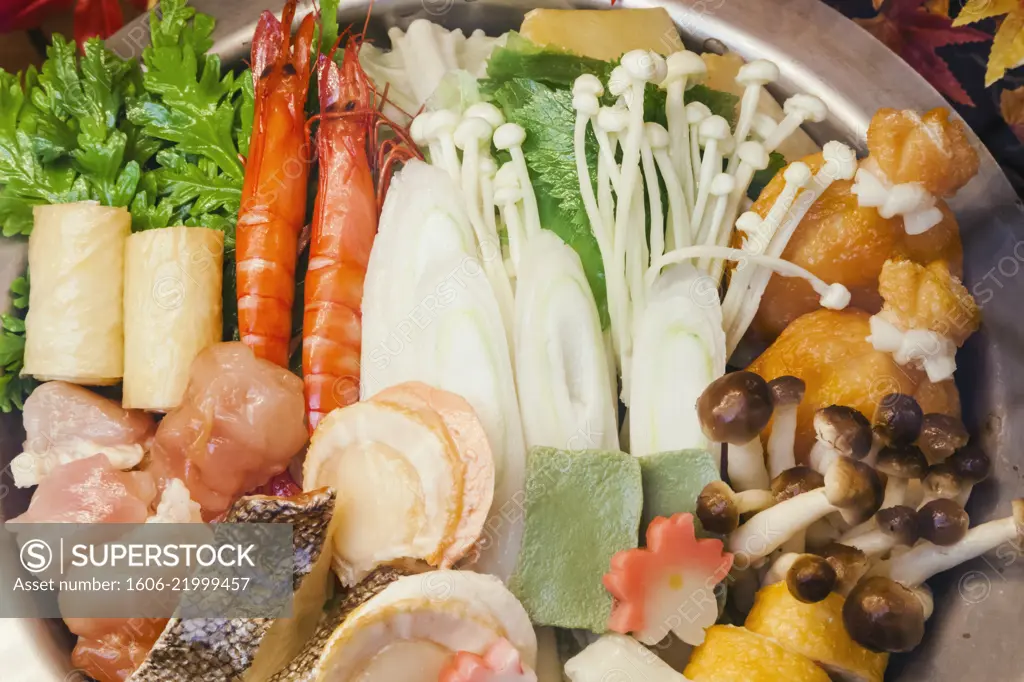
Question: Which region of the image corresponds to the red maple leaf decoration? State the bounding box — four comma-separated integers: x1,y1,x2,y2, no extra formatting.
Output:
857,0,991,106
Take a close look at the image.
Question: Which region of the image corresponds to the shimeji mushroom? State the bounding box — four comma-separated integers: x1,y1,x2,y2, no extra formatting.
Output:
728,457,883,565
697,480,776,535
494,122,541,239
685,101,712,210
646,122,691,251
771,457,820,555
494,162,525,275
749,112,779,143
841,443,928,541
696,173,738,271
872,393,924,447
786,553,838,604
691,115,733,232
766,376,806,478
429,109,463,182
916,498,969,546
843,499,1024,653
697,371,774,491
948,444,991,506
717,141,771,254
640,124,668,264
916,413,969,463
818,542,870,596
808,406,873,475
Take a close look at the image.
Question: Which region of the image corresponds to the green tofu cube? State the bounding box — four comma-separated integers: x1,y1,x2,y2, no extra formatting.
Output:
639,449,721,532
510,447,643,632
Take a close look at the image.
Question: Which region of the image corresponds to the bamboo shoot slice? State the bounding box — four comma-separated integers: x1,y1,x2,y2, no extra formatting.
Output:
123,227,224,411
303,400,462,585
23,202,130,385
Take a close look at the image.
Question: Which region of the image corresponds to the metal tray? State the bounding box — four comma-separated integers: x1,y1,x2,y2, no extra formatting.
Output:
3,0,1023,679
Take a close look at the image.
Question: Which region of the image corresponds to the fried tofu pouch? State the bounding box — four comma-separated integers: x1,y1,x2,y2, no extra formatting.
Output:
746,108,978,344
747,308,962,460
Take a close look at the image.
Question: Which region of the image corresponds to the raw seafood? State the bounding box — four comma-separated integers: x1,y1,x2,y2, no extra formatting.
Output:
236,0,316,367
22,202,131,385
147,343,307,515
69,617,169,682
747,309,960,460
10,381,155,488
9,454,156,524
123,227,225,411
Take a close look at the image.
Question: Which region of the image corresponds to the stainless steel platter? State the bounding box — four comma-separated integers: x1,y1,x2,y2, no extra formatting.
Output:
3,0,1023,679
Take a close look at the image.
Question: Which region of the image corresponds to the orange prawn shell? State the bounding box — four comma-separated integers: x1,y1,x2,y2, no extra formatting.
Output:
237,3,316,368
303,46,379,432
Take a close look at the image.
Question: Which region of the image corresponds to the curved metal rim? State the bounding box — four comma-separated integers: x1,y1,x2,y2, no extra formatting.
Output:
3,1,1022,679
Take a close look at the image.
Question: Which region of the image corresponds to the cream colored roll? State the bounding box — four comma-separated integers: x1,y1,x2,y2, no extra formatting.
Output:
123,226,224,411
23,202,131,385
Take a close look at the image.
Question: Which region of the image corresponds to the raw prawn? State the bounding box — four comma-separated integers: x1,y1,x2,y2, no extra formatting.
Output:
69,617,168,682
236,0,316,367
303,38,420,431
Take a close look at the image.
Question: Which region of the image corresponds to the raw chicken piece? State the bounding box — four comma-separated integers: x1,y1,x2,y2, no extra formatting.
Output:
9,454,156,524
147,342,308,515
11,381,156,488
747,309,960,460
867,108,979,198
877,259,981,346
747,152,964,345
68,617,168,682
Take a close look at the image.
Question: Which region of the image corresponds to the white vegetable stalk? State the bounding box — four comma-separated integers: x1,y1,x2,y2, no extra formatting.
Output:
661,50,707,211
630,264,726,458
646,244,852,311
722,142,857,354
726,60,780,173
640,127,666,266
515,230,619,453
697,173,737,272
707,141,771,282
595,104,628,230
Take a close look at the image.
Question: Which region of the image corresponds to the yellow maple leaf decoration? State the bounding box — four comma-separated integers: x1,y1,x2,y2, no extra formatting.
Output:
955,0,1024,85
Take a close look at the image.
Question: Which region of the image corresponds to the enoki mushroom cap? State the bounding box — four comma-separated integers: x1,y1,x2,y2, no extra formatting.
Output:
737,140,770,170
916,413,969,462
697,480,741,535
464,102,505,129
663,50,708,84
917,498,969,546
843,576,926,653
697,371,774,445
685,101,712,125
771,466,825,502
873,393,924,446
786,554,837,604
875,444,928,480
767,375,805,408
736,59,780,87
782,93,828,123
824,457,884,524
876,505,921,546
814,406,873,459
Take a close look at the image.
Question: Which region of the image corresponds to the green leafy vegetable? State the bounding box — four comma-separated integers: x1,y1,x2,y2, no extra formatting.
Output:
748,151,786,199
491,78,608,325
0,276,34,412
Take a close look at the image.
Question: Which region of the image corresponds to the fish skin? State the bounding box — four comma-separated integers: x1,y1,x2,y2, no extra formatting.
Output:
128,489,338,682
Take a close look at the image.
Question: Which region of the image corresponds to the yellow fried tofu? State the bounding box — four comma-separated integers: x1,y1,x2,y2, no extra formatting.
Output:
878,259,981,346
747,309,960,459
684,625,832,682
746,582,888,682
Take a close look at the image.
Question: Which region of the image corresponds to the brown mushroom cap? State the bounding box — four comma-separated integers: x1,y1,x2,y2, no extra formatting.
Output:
697,481,740,535
922,462,966,500
771,466,825,502
873,394,924,446
697,371,774,444
786,554,837,603
814,406,873,459
916,413,969,463
843,576,926,653
875,444,929,480
917,498,969,546
877,505,921,546
948,444,992,485
824,457,885,524
768,375,806,407
817,543,869,596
